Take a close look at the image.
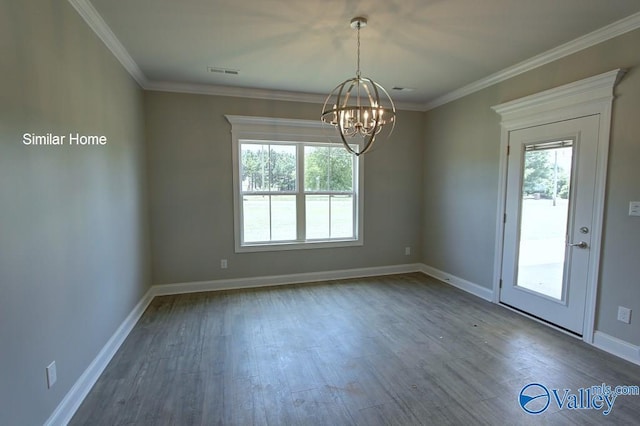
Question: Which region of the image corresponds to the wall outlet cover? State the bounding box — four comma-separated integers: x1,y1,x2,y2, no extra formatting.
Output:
617,306,632,324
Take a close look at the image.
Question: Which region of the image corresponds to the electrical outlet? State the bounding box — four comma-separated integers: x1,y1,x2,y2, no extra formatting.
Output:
617,306,632,324
405,247,411,256
46,361,57,388
220,259,228,269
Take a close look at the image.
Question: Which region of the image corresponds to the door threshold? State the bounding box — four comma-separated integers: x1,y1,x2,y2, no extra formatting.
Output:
499,302,582,339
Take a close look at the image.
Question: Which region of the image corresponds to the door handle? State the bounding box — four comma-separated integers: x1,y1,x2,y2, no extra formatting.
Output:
568,241,588,249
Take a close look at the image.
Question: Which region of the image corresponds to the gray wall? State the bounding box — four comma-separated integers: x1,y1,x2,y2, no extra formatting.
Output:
144,91,424,285
0,2,150,425
3,3,638,423
423,29,640,346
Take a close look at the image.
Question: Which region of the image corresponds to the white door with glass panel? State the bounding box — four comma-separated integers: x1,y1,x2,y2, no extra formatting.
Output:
500,115,599,335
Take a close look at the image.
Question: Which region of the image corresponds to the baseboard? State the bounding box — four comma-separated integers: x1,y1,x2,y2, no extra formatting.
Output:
418,264,494,301
593,331,640,366
44,288,155,426
44,264,421,424
45,263,639,425
153,263,423,296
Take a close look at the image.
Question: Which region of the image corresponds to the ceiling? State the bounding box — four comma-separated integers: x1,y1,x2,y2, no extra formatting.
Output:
84,0,640,109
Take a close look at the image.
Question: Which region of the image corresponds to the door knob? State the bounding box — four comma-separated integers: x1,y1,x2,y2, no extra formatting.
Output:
568,241,588,249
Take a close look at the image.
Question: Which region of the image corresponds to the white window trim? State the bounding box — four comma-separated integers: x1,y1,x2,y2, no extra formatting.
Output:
226,115,364,253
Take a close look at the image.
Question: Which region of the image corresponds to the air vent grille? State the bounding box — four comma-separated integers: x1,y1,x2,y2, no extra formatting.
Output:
208,67,239,75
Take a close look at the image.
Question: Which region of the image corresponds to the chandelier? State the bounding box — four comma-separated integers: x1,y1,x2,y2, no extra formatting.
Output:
321,17,396,156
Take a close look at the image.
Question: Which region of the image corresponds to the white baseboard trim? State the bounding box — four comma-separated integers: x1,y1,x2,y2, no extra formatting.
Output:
153,263,423,296
45,263,639,425
593,331,640,366
44,288,155,426
418,264,494,302
418,264,640,368
45,263,421,424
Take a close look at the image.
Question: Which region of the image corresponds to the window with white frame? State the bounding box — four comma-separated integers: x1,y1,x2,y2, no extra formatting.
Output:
226,115,364,252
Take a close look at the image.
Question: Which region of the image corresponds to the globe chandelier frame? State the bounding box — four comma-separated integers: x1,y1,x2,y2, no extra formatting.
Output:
321,17,396,156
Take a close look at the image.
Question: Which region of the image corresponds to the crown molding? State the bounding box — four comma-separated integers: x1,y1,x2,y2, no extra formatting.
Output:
68,0,148,87
70,1,639,112
63,0,422,111
67,0,423,111
145,80,425,111
145,80,327,104
425,11,640,111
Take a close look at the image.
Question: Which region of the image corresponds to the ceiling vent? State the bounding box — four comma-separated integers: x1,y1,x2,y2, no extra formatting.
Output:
392,87,415,92
207,67,239,75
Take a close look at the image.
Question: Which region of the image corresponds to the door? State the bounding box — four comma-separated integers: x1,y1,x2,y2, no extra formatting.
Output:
499,115,600,335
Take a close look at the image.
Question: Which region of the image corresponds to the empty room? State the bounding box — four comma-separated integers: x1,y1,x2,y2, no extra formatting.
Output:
2,1,640,425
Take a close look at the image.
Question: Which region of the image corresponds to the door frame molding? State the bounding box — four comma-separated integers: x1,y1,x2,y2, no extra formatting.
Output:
491,69,625,343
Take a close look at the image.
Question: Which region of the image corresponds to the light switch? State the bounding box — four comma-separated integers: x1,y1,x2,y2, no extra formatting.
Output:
630,201,640,217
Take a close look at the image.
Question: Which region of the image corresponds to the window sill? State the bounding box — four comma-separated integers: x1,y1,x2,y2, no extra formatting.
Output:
236,239,363,253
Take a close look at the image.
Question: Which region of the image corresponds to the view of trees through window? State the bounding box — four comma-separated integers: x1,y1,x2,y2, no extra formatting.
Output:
240,144,353,192
241,144,296,191
304,146,353,192
517,145,573,299
240,142,356,244
523,147,572,200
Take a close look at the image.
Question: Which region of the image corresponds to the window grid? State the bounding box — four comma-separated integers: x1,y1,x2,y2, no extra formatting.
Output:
227,114,363,253
239,141,357,246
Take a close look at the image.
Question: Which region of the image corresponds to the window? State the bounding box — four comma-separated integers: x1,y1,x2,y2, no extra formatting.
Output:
227,116,364,252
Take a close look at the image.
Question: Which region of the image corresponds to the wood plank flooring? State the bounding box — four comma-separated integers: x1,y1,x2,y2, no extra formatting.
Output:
70,273,640,425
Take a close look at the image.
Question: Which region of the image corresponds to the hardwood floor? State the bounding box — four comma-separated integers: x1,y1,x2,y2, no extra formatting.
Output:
71,273,640,425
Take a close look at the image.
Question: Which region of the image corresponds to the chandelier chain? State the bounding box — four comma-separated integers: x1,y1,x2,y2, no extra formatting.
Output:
356,22,361,78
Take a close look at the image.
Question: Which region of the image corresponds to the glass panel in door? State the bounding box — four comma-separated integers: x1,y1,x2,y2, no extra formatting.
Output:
516,141,573,300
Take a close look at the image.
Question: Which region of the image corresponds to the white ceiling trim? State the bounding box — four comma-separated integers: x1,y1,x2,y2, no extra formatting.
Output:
67,0,424,110
68,0,148,87
145,80,328,104
70,1,640,112
424,11,640,111
145,81,425,111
